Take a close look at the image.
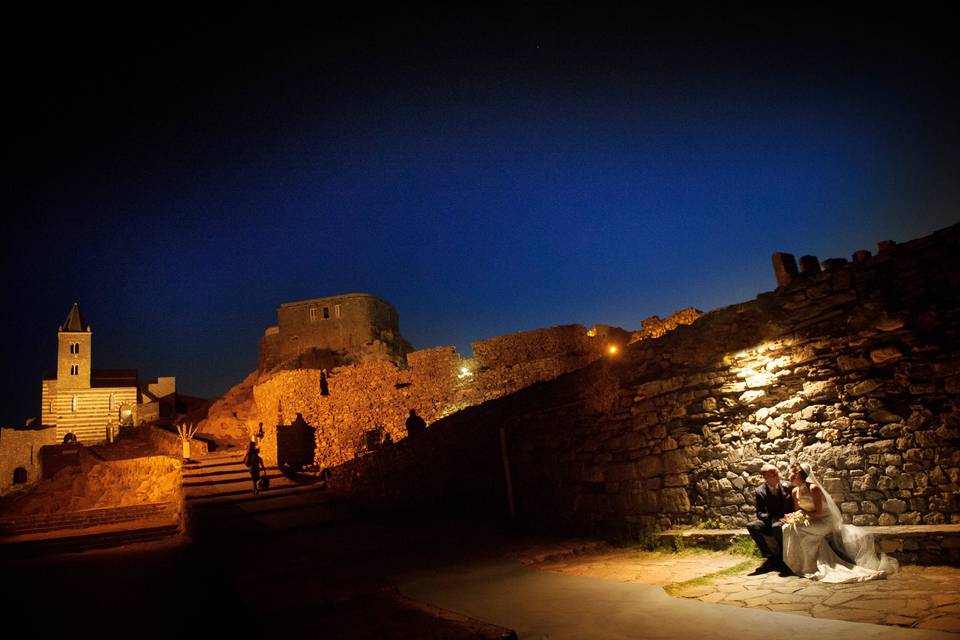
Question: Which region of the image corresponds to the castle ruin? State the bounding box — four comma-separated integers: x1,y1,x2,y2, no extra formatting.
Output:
258,293,412,373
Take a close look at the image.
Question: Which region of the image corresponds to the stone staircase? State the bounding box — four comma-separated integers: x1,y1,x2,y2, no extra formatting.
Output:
183,451,347,539
0,502,181,560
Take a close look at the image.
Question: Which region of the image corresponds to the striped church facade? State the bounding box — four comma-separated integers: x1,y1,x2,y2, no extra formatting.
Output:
40,304,141,444
41,382,138,444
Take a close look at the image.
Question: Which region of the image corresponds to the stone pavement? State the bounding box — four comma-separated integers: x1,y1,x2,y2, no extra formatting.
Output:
522,544,960,635
673,564,960,633
399,557,957,640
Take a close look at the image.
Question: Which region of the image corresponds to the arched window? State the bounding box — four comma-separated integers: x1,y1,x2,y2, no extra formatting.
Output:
13,468,27,484
70,364,79,376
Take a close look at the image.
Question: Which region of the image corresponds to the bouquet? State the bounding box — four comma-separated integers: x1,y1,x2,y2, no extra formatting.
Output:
784,511,810,526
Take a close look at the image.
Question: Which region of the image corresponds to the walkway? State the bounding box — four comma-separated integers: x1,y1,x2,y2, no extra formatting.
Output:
398,557,959,640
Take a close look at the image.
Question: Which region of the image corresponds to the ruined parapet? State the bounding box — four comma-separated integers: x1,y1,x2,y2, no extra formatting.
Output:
771,252,799,287
798,254,821,275
629,307,703,344
472,324,597,368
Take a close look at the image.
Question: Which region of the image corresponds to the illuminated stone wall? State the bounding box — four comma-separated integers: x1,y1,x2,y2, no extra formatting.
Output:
246,325,611,467
258,293,412,372
0,426,58,496
2,455,182,515
505,225,960,535
321,224,960,548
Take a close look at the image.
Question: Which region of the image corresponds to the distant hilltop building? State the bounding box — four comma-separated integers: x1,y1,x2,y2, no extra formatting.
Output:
258,293,413,373
39,303,176,443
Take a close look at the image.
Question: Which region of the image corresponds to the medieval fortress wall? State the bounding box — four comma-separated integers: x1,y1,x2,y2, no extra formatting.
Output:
249,324,614,468
321,223,960,562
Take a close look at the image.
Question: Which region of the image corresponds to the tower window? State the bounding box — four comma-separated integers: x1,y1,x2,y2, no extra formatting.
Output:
309,307,318,322
323,306,330,319
69,342,81,354
70,364,79,376
335,304,341,318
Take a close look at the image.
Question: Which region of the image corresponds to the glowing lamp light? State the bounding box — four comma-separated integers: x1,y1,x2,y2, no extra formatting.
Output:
458,366,473,378
607,345,619,355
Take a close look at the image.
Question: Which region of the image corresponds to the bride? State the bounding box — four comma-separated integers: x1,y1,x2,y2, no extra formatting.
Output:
781,462,898,583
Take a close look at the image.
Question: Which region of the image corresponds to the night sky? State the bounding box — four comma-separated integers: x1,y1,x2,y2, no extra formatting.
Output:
4,6,958,425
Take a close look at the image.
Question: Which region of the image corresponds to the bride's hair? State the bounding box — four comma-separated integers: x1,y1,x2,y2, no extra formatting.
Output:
790,461,813,483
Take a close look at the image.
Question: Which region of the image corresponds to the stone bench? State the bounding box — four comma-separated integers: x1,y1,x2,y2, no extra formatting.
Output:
660,524,960,566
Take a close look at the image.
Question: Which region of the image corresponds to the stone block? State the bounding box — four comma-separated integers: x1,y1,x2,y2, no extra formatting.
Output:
663,473,689,487
663,448,694,474
870,347,903,364
739,389,766,404
852,514,877,526
863,439,896,454
840,501,859,513
869,409,902,424
849,379,881,396
661,488,691,513
878,513,897,526
605,462,639,482
636,455,663,478
802,380,838,401
838,355,870,371
882,498,908,514
799,254,821,274
898,511,921,525
772,252,799,287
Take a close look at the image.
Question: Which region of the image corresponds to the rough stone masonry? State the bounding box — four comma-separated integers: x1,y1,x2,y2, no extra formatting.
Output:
323,223,960,550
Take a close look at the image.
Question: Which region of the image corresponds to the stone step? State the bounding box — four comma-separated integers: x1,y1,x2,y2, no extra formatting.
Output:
0,523,180,560
184,480,328,505
182,468,293,488
0,503,177,537
188,501,348,539
660,524,960,566
183,460,249,474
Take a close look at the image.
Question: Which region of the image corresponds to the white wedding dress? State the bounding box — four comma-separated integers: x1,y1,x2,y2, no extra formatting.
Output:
782,470,898,583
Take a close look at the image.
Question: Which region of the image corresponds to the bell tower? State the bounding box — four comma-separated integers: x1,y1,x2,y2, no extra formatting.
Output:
57,302,92,390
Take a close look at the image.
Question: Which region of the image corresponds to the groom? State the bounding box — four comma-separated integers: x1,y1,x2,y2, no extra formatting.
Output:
746,462,794,569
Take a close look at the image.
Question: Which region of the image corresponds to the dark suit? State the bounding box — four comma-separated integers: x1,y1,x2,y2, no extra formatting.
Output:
746,480,794,559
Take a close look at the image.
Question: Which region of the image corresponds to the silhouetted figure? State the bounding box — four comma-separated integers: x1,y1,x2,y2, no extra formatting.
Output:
405,409,426,438
243,440,267,495
320,369,329,396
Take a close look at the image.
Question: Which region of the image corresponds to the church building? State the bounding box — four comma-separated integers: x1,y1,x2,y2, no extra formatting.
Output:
40,303,140,443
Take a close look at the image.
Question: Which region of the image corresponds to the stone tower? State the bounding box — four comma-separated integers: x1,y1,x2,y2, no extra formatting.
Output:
56,303,92,390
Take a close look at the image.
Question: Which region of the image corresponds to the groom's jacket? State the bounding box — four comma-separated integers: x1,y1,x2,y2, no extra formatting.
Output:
755,480,794,527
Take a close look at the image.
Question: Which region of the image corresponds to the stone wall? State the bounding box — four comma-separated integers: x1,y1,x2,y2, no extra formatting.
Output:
146,425,210,459
1,455,182,516
259,293,412,372
249,324,613,467
317,224,960,536
0,426,59,496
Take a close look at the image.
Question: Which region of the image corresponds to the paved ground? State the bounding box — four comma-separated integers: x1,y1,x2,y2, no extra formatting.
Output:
399,557,957,640
673,563,960,633
519,545,960,635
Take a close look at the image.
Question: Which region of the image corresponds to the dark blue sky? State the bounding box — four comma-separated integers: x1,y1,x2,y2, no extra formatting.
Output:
4,6,958,424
